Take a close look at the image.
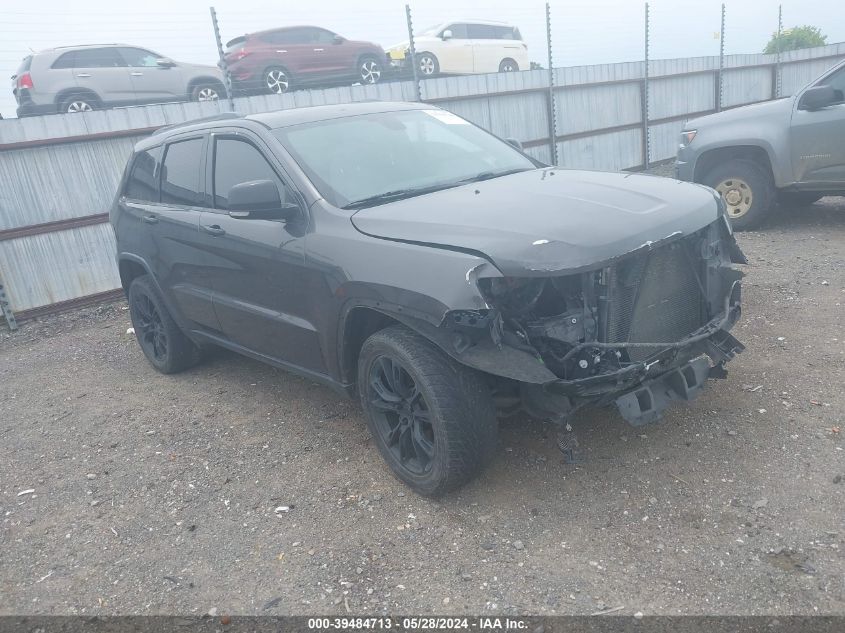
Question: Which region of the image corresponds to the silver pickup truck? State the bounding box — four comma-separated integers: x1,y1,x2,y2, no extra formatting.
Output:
676,59,845,230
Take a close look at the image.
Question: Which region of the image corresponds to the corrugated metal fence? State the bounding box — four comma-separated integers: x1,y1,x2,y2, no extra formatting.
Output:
1,43,843,322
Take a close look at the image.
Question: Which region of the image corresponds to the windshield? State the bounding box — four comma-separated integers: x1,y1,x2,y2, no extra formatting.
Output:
272,109,537,209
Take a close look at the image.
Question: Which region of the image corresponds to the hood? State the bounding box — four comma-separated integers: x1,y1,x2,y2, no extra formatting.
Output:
686,97,792,129
350,169,721,276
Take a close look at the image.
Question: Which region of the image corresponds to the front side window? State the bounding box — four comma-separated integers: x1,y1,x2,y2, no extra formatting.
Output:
443,24,468,39
124,146,162,202
119,47,160,68
212,137,293,209
818,66,845,102
72,47,125,68
273,109,536,209
160,138,205,206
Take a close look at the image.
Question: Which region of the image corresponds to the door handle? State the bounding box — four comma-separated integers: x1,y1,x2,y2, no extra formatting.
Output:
202,224,226,236
275,50,288,53
76,73,91,78
130,72,143,76
313,48,324,52
142,215,158,224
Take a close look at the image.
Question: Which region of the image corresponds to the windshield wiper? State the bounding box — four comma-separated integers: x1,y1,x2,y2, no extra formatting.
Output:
342,183,461,210
457,167,532,184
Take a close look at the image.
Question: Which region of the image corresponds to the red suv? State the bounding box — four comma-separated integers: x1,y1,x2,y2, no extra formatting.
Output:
224,26,387,95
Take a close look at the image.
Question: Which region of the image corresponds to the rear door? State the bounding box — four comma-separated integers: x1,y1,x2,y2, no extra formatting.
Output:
71,47,135,104
790,65,845,186
155,135,220,331
119,47,186,103
199,132,325,373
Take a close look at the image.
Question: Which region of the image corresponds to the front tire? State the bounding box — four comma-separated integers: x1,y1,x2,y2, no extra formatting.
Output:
417,53,439,77
128,275,202,374
358,326,497,497
190,83,222,102
499,58,519,72
704,159,775,231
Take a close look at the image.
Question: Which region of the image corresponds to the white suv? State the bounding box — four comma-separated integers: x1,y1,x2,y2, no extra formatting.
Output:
388,20,529,76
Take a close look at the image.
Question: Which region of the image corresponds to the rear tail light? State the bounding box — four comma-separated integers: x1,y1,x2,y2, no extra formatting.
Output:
17,72,33,89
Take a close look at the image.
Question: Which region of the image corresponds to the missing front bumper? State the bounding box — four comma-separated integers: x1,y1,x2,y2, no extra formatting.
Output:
615,356,710,426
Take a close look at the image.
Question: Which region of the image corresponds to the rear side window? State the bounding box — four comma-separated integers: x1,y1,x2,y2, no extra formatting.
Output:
496,26,518,40
161,138,205,206
212,137,294,209
72,48,125,68
124,146,162,202
51,52,76,69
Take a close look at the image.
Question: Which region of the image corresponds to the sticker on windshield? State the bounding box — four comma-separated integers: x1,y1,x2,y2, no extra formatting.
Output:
424,110,469,124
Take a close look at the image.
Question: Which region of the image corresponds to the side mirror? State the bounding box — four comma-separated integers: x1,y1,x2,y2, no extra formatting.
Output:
505,137,523,151
441,29,453,40
156,58,176,68
333,34,345,45
227,180,298,220
798,85,837,110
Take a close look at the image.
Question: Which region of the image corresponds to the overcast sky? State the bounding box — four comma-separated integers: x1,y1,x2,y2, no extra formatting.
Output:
2,0,843,118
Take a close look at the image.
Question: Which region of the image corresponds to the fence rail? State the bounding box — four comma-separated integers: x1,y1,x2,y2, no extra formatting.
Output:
0,42,844,323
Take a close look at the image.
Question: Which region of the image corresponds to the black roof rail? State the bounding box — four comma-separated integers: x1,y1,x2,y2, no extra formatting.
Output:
152,112,243,137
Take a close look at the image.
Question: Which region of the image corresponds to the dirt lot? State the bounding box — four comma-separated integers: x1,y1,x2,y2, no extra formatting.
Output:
1,198,844,617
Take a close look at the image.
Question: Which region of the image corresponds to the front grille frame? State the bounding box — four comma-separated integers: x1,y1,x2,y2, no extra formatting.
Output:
602,237,709,362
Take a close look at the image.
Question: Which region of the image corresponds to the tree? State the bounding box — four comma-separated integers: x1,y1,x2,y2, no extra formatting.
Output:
764,26,827,54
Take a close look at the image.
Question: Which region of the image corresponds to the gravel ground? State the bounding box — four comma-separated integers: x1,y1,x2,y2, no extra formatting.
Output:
1,197,843,617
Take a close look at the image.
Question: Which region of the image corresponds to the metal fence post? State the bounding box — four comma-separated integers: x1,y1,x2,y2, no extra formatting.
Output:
642,2,650,170
717,3,725,112
545,2,558,165
0,274,18,331
775,4,783,97
405,4,422,101
210,6,236,112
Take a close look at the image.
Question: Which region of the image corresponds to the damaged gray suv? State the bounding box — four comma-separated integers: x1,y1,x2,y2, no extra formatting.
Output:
111,102,746,496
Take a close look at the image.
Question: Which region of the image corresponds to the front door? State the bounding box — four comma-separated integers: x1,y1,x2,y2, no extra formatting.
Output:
435,24,474,74
119,47,186,103
790,65,845,186
200,133,325,374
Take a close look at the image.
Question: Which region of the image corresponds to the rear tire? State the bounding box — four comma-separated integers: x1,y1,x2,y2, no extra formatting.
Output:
59,94,98,114
703,159,775,231
264,66,291,94
358,325,497,497
358,55,383,84
128,275,202,374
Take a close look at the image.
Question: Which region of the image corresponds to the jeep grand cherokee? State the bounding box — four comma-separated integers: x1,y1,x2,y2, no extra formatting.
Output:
111,102,746,496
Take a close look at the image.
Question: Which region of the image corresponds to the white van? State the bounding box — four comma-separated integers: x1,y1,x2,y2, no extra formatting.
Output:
388,20,529,76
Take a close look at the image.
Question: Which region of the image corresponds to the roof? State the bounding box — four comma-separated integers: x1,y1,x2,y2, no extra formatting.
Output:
249,101,431,128
135,101,435,150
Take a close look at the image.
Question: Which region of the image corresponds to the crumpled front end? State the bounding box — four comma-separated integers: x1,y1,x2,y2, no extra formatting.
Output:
437,217,746,425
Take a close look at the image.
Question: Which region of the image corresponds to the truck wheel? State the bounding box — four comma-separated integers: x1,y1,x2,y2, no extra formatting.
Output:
358,325,498,497
128,275,202,374
704,159,774,231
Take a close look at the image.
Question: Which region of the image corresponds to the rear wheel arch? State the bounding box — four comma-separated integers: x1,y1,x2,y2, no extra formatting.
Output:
118,257,150,295
54,88,101,112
